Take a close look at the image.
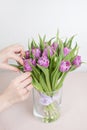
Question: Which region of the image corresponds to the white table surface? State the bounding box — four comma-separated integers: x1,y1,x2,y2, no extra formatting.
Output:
0,71,87,130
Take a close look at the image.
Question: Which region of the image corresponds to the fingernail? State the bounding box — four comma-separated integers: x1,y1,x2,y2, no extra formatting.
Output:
26,72,31,75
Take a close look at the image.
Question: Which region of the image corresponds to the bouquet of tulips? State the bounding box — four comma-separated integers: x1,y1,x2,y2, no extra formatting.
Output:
15,32,81,122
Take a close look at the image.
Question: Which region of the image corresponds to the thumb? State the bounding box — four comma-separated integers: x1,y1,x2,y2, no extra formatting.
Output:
0,63,19,72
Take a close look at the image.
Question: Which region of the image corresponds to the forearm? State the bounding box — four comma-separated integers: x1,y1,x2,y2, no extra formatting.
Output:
0,93,11,112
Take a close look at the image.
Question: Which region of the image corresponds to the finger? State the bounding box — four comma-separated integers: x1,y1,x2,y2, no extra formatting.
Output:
0,64,19,72
15,48,25,57
11,54,24,65
25,84,33,91
20,77,32,88
20,48,25,57
19,88,28,95
14,44,25,57
21,92,30,101
15,72,31,83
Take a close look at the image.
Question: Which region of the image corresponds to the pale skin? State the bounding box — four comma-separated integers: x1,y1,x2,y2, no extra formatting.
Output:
0,44,33,112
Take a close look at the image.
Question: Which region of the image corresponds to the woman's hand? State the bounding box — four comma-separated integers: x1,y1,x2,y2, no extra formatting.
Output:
0,72,33,112
4,72,32,104
0,44,25,71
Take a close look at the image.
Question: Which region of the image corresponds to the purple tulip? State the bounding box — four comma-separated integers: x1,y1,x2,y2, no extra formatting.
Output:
59,61,71,72
72,56,81,67
23,58,36,72
32,59,36,66
25,50,30,59
42,46,54,57
38,56,49,68
32,48,41,58
63,47,70,56
23,59,32,72
51,42,58,51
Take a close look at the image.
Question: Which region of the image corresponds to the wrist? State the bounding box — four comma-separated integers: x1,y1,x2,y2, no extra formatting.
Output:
0,92,12,112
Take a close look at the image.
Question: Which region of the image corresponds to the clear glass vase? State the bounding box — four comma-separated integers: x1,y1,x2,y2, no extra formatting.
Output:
33,88,62,123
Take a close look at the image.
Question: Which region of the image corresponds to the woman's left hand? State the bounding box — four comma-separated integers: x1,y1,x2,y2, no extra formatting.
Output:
0,44,25,71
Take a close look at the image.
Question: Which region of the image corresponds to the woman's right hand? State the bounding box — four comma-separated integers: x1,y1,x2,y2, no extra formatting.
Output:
1,72,33,109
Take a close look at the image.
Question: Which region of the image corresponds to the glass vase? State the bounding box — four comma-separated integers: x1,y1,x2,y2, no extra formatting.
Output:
33,88,62,123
